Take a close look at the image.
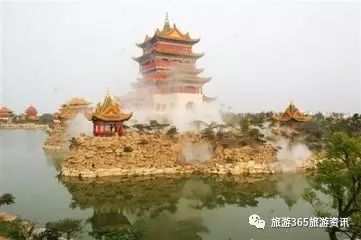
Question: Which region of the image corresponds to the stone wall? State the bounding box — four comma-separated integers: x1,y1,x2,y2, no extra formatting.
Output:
61,132,282,178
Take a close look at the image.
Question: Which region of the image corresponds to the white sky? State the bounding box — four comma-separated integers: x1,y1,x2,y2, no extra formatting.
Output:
0,0,360,114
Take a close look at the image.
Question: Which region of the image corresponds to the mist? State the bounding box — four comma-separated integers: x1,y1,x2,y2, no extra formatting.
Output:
182,143,213,164
65,113,93,137
1,1,360,114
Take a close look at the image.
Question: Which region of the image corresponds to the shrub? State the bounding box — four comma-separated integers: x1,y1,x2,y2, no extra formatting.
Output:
45,218,83,240
69,137,80,150
39,113,53,125
139,139,148,145
0,193,15,206
0,220,26,240
123,146,133,152
166,127,178,138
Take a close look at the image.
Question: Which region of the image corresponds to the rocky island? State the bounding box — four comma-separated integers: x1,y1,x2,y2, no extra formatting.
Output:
53,94,319,179
60,131,281,178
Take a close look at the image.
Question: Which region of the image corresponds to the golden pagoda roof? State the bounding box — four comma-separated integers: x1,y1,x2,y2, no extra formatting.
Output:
136,14,200,47
274,101,310,122
58,106,76,119
66,97,91,106
54,97,91,120
92,91,133,122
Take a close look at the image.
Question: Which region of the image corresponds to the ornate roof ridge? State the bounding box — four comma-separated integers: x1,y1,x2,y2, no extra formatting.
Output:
92,91,133,122
136,14,200,47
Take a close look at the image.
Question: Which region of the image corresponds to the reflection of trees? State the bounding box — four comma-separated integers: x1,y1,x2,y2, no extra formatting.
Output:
182,176,278,209
276,173,309,210
60,175,288,239
88,210,130,231
44,150,67,171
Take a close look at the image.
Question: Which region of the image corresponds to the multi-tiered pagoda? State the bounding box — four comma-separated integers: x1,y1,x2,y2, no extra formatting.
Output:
130,14,214,114
24,105,38,121
0,106,14,122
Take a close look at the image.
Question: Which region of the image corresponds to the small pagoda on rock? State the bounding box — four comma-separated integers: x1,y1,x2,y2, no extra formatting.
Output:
0,106,14,122
24,105,38,121
91,91,133,137
53,98,91,126
274,101,310,127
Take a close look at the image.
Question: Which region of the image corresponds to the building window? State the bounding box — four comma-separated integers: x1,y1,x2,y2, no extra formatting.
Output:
186,102,195,112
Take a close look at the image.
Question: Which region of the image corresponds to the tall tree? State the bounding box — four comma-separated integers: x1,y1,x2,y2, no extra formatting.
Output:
303,132,361,240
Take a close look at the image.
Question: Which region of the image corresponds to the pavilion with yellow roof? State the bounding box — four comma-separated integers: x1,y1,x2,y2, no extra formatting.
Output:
53,97,91,126
91,91,133,137
274,101,310,126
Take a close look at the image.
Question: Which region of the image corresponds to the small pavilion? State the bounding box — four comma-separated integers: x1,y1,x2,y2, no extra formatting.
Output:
274,101,310,127
91,91,133,137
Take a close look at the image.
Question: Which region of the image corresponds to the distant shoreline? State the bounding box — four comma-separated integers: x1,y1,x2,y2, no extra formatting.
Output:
0,123,49,130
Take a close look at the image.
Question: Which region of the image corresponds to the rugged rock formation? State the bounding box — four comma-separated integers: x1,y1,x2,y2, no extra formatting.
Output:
61,132,281,178
0,213,17,222
43,125,69,150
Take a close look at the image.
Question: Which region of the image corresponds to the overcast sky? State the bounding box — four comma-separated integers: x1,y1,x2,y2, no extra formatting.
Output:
0,0,360,114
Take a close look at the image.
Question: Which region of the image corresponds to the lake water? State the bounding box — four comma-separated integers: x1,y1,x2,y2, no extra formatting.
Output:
0,130,328,239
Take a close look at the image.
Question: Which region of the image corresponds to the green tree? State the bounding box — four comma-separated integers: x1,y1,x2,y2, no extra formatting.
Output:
90,220,145,240
330,114,361,138
149,120,169,133
0,193,15,206
69,137,80,150
0,219,26,240
45,218,83,240
200,125,215,142
166,126,178,139
303,132,361,240
240,117,250,133
248,128,265,144
39,113,53,125
133,123,148,132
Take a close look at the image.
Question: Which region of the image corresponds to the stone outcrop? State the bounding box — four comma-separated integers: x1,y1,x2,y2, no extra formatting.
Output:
0,123,48,130
43,125,69,150
61,132,282,178
0,213,17,222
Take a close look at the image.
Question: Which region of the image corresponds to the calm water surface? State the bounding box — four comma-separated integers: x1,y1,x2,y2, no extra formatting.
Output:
0,130,328,240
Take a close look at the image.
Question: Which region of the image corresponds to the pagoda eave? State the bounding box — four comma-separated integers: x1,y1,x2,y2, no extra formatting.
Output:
153,49,204,58
136,35,200,48
171,76,211,84
141,67,203,75
155,34,200,44
133,51,203,63
92,112,133,122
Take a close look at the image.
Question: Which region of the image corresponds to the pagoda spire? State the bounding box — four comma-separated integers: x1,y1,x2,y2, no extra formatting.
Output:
163,12,170,31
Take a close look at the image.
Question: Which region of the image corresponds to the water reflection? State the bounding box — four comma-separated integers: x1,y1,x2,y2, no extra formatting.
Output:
1,130,326,239
60,175,286,239
44,150,67,171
